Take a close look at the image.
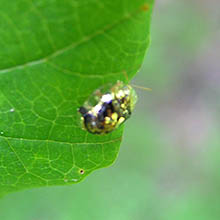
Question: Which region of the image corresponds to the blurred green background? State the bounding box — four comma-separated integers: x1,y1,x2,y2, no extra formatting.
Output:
0,0,219,219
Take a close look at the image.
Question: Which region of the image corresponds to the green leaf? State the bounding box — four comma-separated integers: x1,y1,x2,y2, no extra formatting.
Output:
0,0,154,195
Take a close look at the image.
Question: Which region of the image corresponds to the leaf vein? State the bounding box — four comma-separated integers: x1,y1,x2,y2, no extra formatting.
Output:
0,6,145,75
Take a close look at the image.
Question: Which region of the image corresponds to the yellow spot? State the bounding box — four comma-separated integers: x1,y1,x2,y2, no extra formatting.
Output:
118,117,125,124
105,117,111,124
112,112,118,121
116,90,124,99
121,103,125,109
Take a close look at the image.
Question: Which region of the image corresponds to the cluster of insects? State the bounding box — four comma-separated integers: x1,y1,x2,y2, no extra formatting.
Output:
78,73,151,135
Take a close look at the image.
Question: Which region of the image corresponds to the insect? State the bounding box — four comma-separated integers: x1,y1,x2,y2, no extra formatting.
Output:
78,80,138,134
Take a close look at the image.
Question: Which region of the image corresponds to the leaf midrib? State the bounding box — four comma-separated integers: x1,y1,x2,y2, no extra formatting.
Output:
0,6,145,75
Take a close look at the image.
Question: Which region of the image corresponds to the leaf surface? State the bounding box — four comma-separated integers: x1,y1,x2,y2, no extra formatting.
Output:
0,0,154,195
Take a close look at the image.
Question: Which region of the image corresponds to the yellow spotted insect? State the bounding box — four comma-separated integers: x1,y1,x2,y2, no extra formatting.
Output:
78,77,151,135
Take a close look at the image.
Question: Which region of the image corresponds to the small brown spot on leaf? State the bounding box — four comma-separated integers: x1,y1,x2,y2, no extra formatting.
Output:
141,3,150,11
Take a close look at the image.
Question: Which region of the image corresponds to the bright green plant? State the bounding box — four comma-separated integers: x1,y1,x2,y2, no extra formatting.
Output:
0,0,154,196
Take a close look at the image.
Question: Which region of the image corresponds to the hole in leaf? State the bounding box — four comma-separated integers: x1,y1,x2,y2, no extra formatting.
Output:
79,169,85,174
